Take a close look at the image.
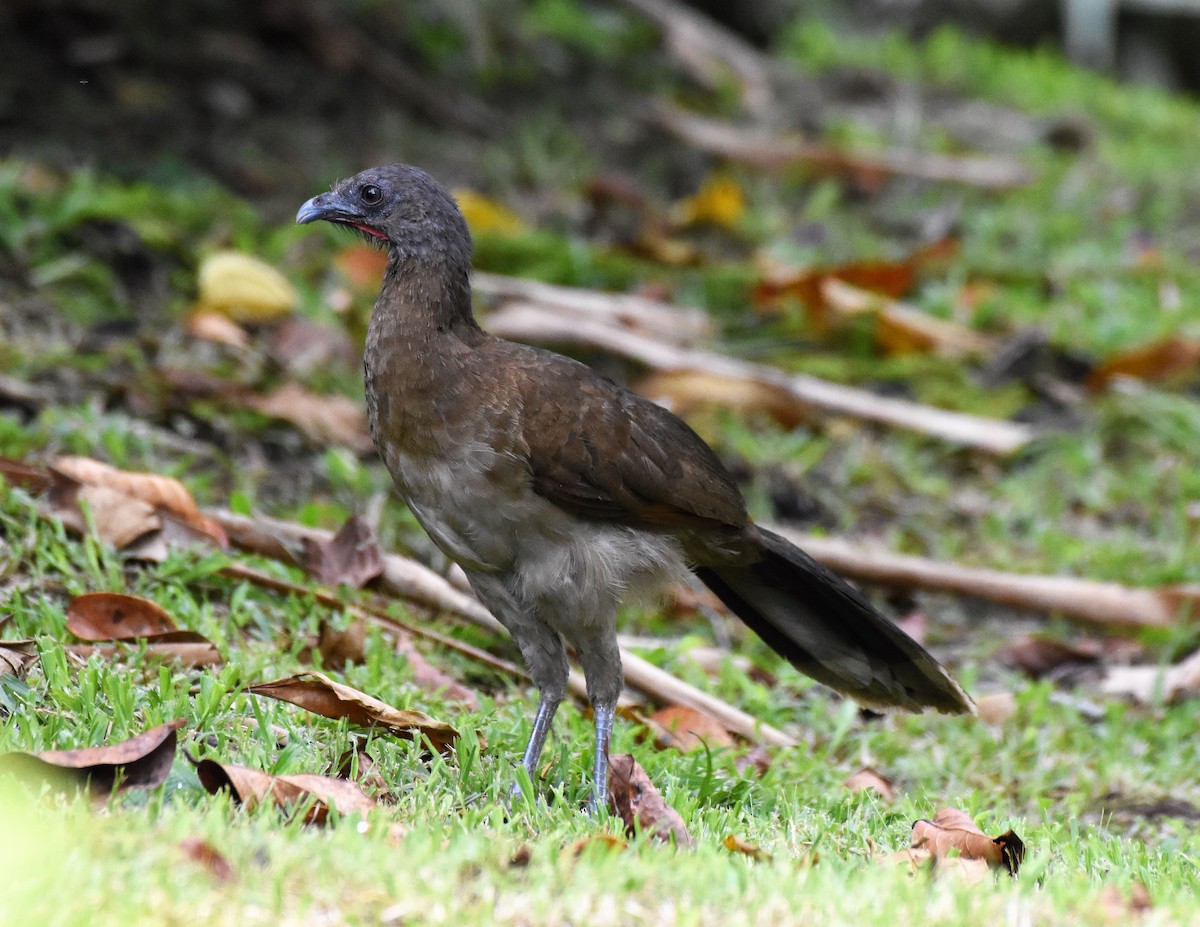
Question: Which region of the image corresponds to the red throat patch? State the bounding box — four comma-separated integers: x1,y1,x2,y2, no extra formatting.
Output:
352,223,387,240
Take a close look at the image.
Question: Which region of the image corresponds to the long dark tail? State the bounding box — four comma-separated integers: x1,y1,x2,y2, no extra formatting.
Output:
695,527,973,715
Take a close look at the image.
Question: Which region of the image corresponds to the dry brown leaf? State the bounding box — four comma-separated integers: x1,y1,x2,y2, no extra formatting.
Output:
302,515,384,589
333,747,392,800
246,671,459,752
66,636,224,668
565,834,627,858
1087,337,1200,390
844,766,896,801
1101,646,1200,704
910,808,1024,875
64,592,222,666
43,479,161,548
0,456,53,493
334,245,389,292
734,744,773,777
974,692,1017,726
47,457,225,549
394,633,480,709
244,382,373,452
723,833,771,861
607,753,693,848
185,309,251,349
312,619,367,670
0,640,38,679
195,251,296,323
1097,882,1154,920
267,317,357,376
646,705,735,752
52,457,202,526
0,720,183,793
194,758,375,824
177,837,236,882
997,634,1104,678
67,592,178,639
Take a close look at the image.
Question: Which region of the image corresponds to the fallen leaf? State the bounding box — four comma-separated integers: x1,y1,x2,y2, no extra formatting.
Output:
1087,337,1200,390
0,720,183,794
607,754,693,848
43,479,160,548
507,844,533,868
1101,646,1200,704
195,251,297,322
310,619,367,670
246,671,459,752
334,245,389,292
1097,882,1154,920
453,188,526,235
646,705,734,752
997,634,1104,678
910,808,1024,875
244,382,373,452
894,610,928,646
67,592,177,639
333,746,392,800
0,640,38,679
394,633,480,709
267,317,357,375
565,834,627,858
64,592,223,666
974,692,1017,726
184,309,251,349
0,457,53,493
49,457,224,544
672,173,746,230
734,744,773,777
844,766,896,801
66,636,224,668
302,515,384,589
194,758,375,824
177,837,235,882
723,833,771,860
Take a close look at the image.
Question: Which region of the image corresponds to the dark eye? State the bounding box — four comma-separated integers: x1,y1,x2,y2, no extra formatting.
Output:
360,184,383,205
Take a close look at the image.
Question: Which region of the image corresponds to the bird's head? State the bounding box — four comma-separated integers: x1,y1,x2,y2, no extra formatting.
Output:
296,164,471,268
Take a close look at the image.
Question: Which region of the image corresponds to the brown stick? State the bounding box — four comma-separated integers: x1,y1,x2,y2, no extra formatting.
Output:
483,302,1035,455
615,0,776,116
472,272,713,345
208,509,797,746
649,104,1035,191
775,529,1200,631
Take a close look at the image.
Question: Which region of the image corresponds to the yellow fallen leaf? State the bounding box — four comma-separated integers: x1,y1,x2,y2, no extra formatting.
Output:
673,173,746,230
453,188,526,235
196,251,297,322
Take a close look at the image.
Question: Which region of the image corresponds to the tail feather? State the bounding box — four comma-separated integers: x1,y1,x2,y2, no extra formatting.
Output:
696,527,972,715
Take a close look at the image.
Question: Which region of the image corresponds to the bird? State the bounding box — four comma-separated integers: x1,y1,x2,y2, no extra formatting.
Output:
297,165,973,811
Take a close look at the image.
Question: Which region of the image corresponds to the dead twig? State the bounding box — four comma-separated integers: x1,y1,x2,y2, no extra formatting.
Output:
614,0,775,116
775,529,1200,632
649,104,1035,191
473,272,713,345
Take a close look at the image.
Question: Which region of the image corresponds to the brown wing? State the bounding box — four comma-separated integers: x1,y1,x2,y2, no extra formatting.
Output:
510,348,749,532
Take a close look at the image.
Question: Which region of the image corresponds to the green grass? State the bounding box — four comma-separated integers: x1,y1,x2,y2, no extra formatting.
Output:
4,12,1200,926
2,467,1199,924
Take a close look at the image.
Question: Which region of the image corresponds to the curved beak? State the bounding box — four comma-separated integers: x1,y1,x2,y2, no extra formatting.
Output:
296,191,358,225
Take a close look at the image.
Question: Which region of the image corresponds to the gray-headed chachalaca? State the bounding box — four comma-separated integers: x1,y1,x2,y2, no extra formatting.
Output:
297,165,972,810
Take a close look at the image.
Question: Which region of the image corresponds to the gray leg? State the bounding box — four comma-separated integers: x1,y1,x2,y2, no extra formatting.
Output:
588,699,617,815
464,572,570,800
520,692,562,777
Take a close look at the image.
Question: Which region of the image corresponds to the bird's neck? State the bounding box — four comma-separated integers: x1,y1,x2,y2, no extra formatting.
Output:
363,253,486,452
